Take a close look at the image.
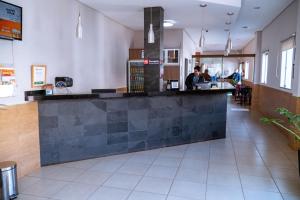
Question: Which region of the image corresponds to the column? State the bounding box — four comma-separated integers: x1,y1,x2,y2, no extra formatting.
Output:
144,7,164,92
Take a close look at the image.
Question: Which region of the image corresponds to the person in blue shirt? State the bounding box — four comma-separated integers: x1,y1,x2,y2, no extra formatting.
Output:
232,69,241,84
185,66,205,90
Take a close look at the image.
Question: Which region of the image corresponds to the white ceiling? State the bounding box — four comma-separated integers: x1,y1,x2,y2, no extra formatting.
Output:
79,0,294,51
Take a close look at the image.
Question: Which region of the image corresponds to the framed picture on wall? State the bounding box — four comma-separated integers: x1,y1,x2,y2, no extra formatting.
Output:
31,65,46,88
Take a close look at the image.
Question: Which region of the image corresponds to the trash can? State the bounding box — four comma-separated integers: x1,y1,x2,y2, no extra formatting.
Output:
0,161,18,200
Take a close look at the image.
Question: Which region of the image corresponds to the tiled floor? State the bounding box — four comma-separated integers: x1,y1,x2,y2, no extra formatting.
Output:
18,99,300,200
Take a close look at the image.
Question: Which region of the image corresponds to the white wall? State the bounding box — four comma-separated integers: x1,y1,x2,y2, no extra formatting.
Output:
133,29,183,49
182,30,196,89
260,0,298,94
242,38,256,82
293,0,300,96
0,0,134,105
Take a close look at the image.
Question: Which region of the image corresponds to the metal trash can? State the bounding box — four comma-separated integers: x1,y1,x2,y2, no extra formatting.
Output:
0,161,18,200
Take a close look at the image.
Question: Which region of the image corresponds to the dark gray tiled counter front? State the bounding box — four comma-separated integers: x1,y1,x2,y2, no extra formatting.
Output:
39,93,228,166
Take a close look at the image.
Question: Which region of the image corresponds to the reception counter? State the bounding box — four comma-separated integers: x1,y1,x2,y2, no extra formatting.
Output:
35,83,234,165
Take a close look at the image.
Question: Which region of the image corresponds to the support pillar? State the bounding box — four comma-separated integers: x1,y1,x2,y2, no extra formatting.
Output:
144,7,164,92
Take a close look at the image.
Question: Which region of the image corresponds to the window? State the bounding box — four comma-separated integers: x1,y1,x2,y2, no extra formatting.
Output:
261,52,269,84
245,62,249,80
280,36,295,89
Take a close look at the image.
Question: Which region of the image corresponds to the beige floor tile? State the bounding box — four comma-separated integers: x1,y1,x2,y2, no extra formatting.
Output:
169,180,206,200
117,162,150,175
135,177,173,195
275,179,300,196
180,158,208,171
243,190,283,200
145,165,178,179
241,175,279,192
208,163,239,174
207,172,241,187
88,186,131,200
17,194,49,200
103,173,142,190
52,182,98,200
127,191,166,200
153,156,182,167
21,179,68,198
238,165,271,178
74,170,112,186
206,184,244,200
175,168,207,183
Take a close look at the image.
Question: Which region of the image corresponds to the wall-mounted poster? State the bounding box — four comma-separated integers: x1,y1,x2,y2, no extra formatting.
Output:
31,65,46,88
0,64,16,97
0,0,22,40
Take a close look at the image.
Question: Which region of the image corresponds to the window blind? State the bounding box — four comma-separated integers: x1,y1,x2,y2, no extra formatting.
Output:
281,36,296,51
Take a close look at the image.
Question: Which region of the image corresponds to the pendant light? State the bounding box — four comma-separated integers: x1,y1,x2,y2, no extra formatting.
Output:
225,31,232,53
148,7,155,43
199,29,205,49
224,12,234,56
76,12,83,39
199,4,207,52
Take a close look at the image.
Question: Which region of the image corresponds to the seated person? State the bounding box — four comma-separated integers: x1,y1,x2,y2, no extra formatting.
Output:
185,66,204,90
203,69,211,82
232,69,241,84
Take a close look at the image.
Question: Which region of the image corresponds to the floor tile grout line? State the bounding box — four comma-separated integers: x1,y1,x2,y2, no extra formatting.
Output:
86,155,133,200
204,141,212,200
229,126,246,200
124,150,164,200
164,144,188,199
251,129,286,200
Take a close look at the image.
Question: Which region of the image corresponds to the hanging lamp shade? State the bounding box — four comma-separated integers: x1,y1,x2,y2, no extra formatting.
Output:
76,13,83,39
225,32,232,55
199,29,205,50
148,24,155,43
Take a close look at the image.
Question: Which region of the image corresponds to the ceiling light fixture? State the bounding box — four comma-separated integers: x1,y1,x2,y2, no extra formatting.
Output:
164,20,176,27
76,11,83,39
224,12,234,56
148,7,155,44
198,4,207,53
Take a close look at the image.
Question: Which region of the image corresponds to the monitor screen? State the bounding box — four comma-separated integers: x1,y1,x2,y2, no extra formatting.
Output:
0,0,22,40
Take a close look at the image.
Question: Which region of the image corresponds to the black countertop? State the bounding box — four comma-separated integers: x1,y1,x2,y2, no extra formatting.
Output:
26,82,235,101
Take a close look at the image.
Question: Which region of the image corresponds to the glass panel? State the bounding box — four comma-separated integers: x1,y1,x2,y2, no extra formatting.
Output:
200,57,223,77
167,50,179,63
280,51,287,88
285,48,294,89
245,62,249,80
265,54,268,83
261,54,266,83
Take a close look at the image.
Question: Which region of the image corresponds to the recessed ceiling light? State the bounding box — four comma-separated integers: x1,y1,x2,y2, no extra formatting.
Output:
225,21,231,25
164,20,176,27
200,3,207,8
253,6,261,10
227,12,234,16
242,26,248,29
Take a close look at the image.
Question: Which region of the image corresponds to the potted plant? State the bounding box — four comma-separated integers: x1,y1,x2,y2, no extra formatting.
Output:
261,108,300,175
